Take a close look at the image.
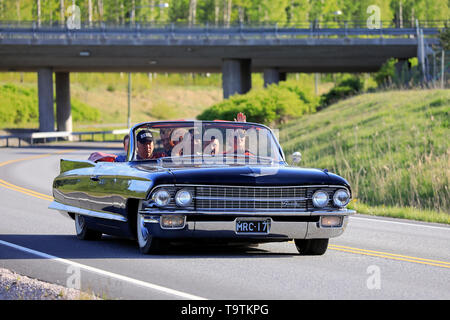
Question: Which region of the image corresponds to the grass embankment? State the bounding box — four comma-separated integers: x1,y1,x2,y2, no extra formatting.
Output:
279,89,450,224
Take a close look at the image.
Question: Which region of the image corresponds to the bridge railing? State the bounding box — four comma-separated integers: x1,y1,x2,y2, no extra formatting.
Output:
0,20,444,42
0,19,448,29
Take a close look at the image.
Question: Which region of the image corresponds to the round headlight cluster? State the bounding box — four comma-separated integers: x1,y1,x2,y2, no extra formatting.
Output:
312,189,351,208
333,189,350,207
312,191,329,208
151,188,193,207
175,189,193,207
152,189,171,207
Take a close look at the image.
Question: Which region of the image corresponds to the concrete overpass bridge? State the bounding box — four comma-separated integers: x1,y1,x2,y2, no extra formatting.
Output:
0,22,442,133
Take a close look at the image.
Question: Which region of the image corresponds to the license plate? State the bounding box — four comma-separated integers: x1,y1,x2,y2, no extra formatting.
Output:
235,218,271,234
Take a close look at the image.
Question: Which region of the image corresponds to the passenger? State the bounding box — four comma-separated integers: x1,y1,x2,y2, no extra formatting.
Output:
115,134,129,162
203,136,219,156
224,112,252,155
187,128,202,156
201,112,246,156
151,128,174,159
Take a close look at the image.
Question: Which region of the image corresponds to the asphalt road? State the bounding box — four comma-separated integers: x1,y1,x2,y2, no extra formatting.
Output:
0,144,449,300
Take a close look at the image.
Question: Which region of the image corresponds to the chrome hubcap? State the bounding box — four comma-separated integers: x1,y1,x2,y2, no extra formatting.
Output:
138,215,149,246
75,214,85,234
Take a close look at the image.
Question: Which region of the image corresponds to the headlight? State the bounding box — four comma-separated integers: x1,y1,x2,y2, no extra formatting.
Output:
312,190,329,208
152,189,171,207
175,189,193,207
333,189,350,207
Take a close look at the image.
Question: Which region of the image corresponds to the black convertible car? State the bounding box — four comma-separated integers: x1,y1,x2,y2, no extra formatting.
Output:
49,120,355,255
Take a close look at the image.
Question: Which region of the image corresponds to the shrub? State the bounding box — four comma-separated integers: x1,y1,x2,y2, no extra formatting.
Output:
197,82,318,126
319,76,364,108
373,58,397,86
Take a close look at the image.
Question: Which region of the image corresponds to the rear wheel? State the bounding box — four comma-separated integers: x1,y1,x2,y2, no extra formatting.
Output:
294,239,329,255
137,214,166,254
74,214,102,241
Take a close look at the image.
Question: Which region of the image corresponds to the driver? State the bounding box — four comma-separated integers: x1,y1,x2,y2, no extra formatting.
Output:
136,130,156,160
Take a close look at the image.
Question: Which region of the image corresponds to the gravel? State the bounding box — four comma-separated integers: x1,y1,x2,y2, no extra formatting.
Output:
0,268,101,300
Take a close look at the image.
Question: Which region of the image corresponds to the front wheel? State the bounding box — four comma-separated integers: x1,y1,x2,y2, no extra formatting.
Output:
137,214,166,254
294,239,329,255
74,214,102,241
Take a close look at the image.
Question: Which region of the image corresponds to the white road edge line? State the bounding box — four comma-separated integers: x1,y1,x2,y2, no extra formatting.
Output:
0,239,207,300
350,216,450,231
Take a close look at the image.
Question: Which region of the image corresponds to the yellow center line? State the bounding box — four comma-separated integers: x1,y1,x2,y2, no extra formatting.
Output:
329,245,450,269
0,149,75,201
0,149,74,168
0,179,53,201
330,244,450,266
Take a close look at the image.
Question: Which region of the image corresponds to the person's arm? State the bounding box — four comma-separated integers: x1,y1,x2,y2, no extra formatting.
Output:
88,152,117,163
234,112,246,122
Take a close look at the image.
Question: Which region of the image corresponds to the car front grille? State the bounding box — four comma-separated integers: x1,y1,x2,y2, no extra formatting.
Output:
195,185,339,212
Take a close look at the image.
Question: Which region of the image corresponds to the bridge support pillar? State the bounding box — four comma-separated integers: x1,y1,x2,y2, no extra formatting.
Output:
222,59,251,99
37,68,55,132
55,72,73,139
263,68,287,87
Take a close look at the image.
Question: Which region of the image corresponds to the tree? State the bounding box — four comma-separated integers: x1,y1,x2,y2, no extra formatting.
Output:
37,0,41,26
188,0,197,25
287,0,310,26
439,27,450,51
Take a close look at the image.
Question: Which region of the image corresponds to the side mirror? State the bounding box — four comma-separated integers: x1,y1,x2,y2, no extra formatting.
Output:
292,152,302,165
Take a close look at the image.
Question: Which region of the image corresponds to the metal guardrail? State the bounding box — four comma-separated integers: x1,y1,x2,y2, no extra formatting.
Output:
0,20,448,29
0,129,129,147
0,20,444,42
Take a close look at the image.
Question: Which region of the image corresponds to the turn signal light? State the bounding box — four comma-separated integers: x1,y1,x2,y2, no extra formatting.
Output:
320,216,343,228
161,215,186,229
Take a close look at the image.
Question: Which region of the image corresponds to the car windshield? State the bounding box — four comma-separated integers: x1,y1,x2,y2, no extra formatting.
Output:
130,121,284,166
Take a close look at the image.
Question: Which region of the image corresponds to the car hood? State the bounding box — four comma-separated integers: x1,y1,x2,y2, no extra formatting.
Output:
165,165,349,187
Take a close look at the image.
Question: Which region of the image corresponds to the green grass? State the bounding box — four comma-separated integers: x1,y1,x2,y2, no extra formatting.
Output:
279,89,450,221
348,201,450,224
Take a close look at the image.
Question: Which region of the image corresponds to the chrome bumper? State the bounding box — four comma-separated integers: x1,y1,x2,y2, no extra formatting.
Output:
141,209,355,240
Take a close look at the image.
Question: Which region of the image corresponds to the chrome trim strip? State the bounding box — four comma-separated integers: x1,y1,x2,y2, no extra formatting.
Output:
152,184,350,190
139,208,308,213
48,201,127,222
138,209,355,216
195,196,308,202
310,209,356,216
143,218,159,223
